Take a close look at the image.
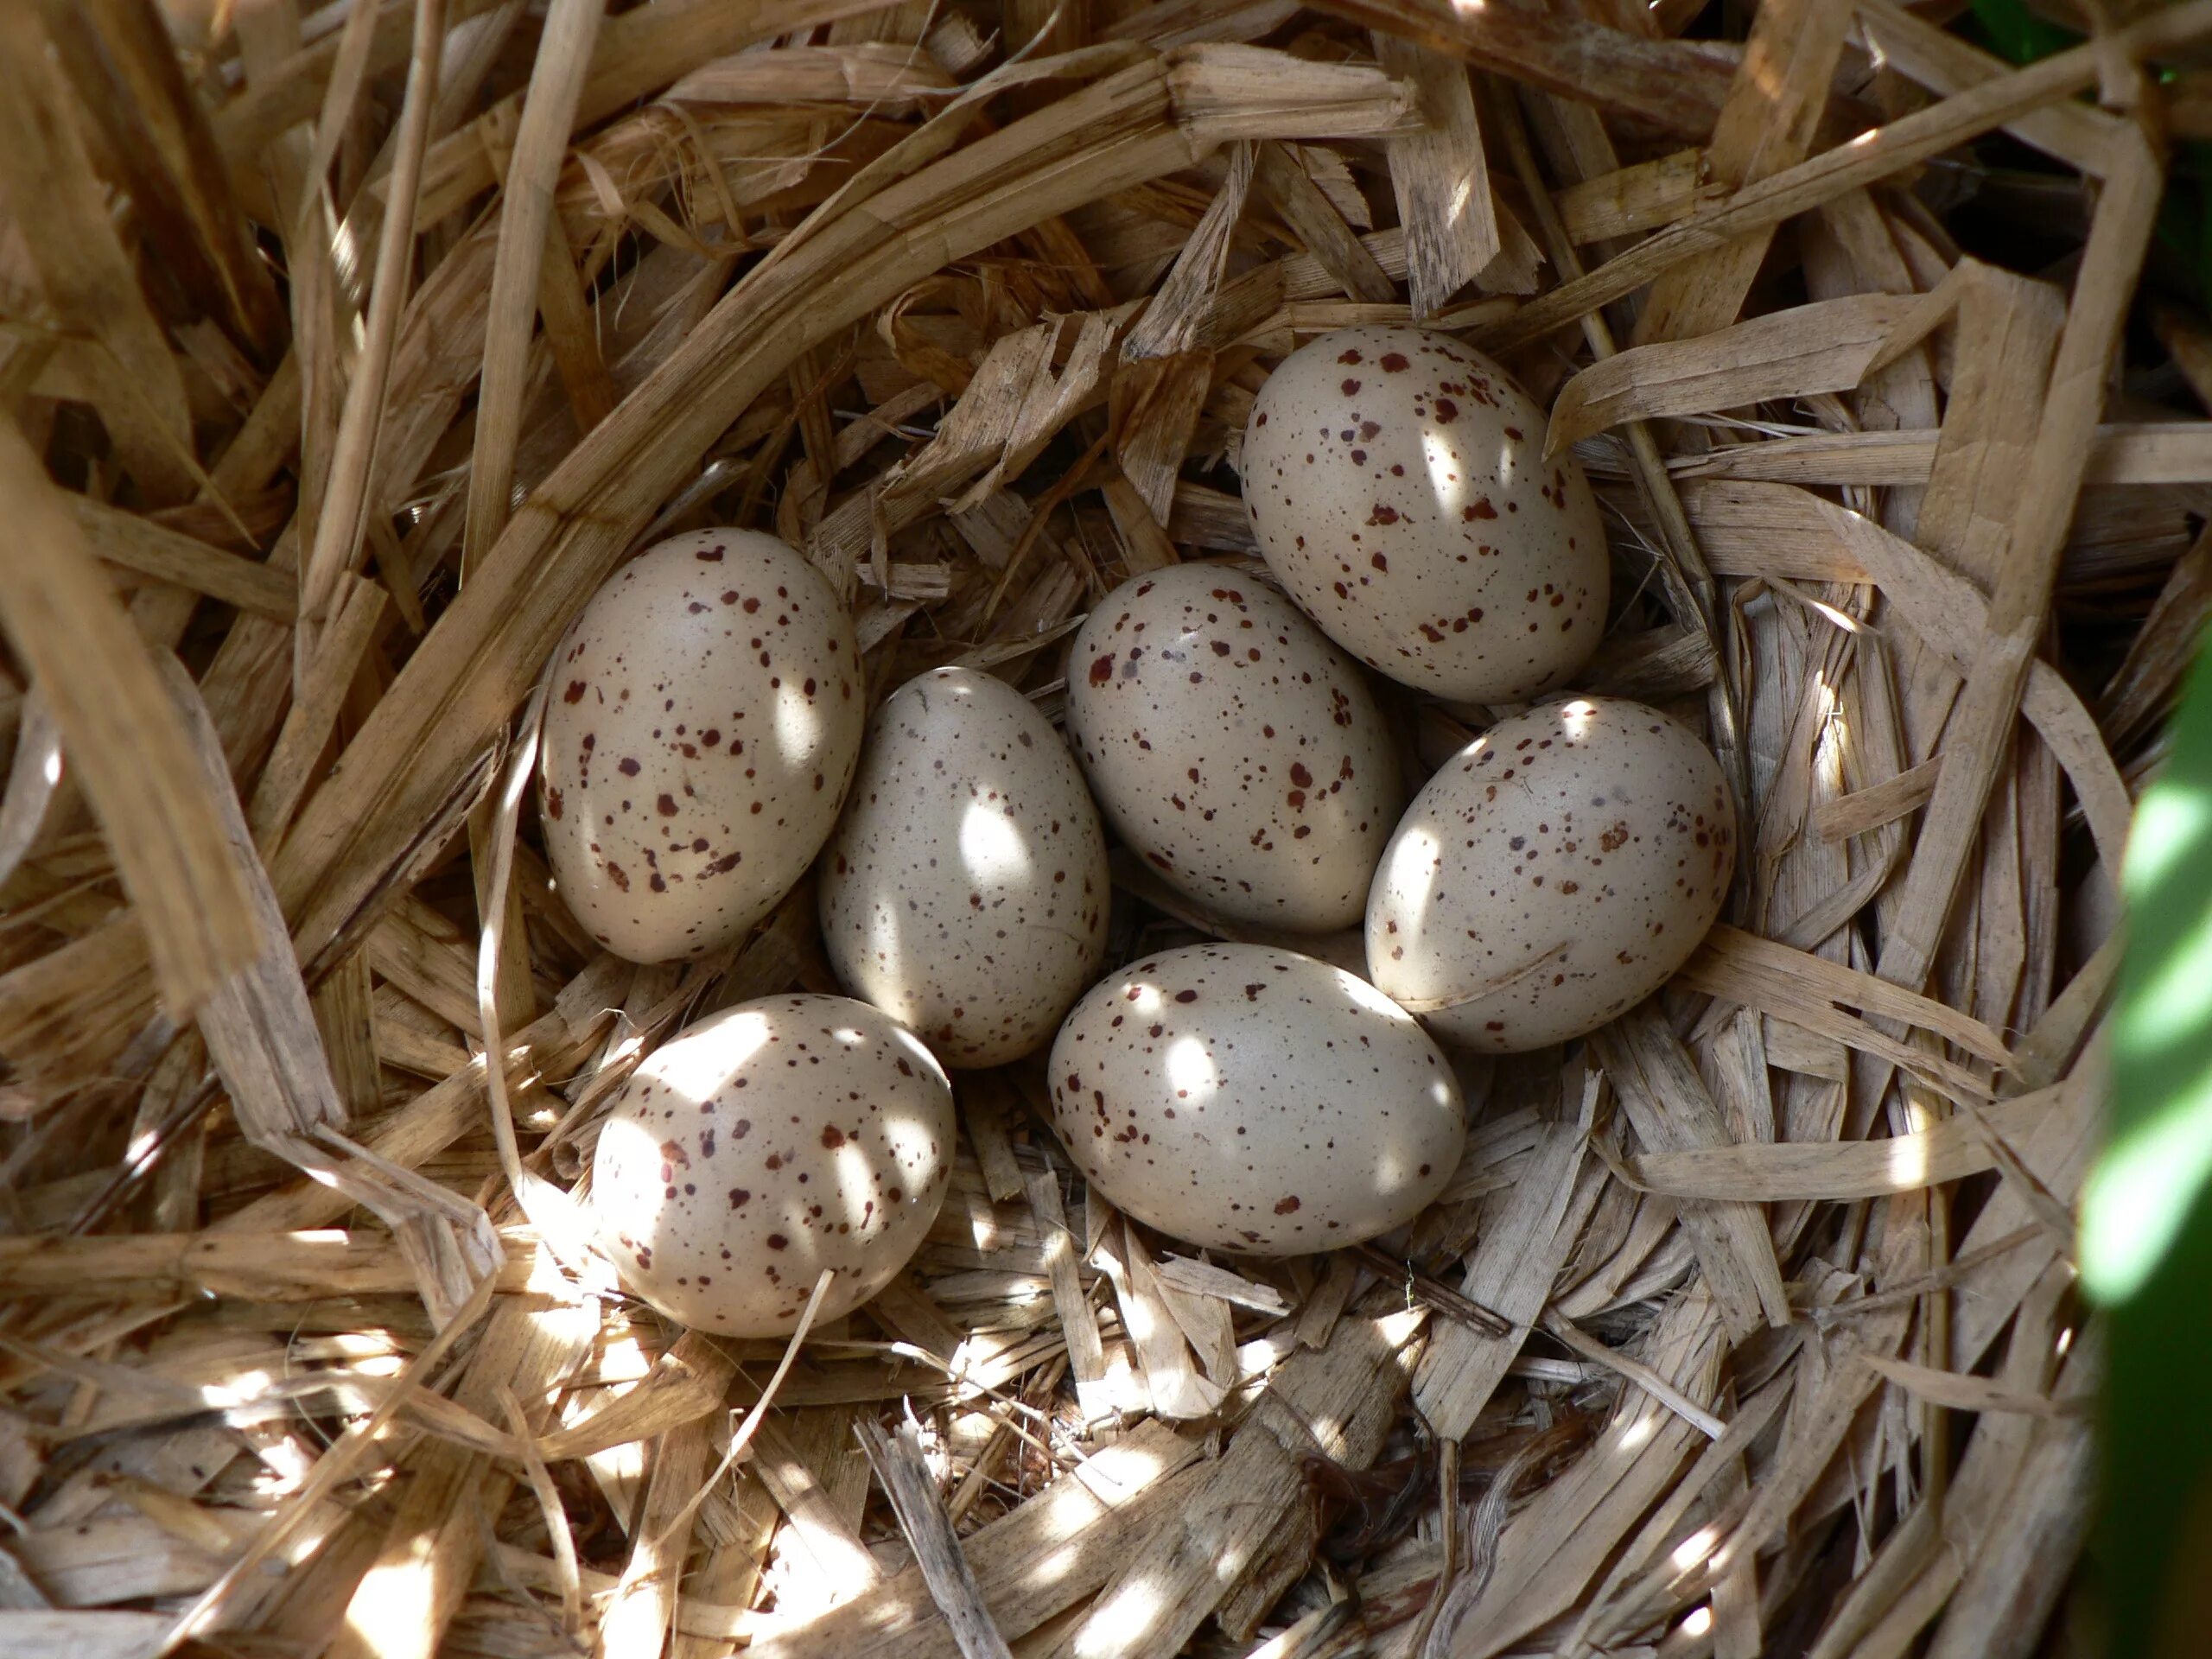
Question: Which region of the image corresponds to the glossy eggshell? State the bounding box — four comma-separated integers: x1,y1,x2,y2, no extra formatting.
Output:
1063,563,1400,932
819,667,1111,1068
1048,944,1465,1254
591,995,955,1337
1366,697,1736,1052
539,529,865,963
1242,325,1609,703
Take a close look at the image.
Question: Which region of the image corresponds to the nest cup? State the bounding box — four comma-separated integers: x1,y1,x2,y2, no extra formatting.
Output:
0,0,2187,1653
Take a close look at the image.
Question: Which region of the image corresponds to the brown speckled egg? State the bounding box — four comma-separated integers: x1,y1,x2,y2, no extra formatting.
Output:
1242,325,1608,703
1366,696,1735,1052
1064,563,1400,932
819,667,1110,1068
1048,944,1465,1254
590,994,955,1336
539,529,865,963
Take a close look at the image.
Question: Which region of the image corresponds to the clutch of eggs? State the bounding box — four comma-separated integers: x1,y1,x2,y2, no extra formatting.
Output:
543,317,1746,1326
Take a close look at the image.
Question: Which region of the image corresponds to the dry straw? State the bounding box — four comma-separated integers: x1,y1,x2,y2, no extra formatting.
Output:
0,0,2192,1655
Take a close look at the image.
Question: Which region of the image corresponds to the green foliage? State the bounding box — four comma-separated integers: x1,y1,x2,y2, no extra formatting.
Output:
2091,633,2212,1653
2153,143,2212,323
1966,0,2080,62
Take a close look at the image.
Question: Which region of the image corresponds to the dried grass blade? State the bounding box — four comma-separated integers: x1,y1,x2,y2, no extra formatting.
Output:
1810,499,2134,874
153,1268,499,1658
746,1421,1201,1659
2099,520,2212,750
1592,1011,1794,1335
856,1413,1015,1659
1554,148,1719,244
495,1385,583,1634
1413,1066,1596,1438
46,0,287,360
65,497,296,620
1684,925,2012,1065
0,694,62,896
1052,1309,1425,1658
1541,1310,1726,1439
1372,36,1498,316
472,674,602,1271
299,0,448,632
1091,1207,1224,1419
0,426,257,1016
462,0,608,575
246,575,389,849
1304,0,1737,137
1921,1372,2094,1658
643,1271,836,1568
323,1271,598,1659
1547,295,1919,458
1123,139,1255,361
1857,1352,2082,1419
411,0,966,226
1253,140,1395,302
1872,131,2158,1009
1446,1292,1727,1658
1632,1076,2077,1200
597,1415,716,1659
0,10,195,502
156,652,503,1322
1025,1166,1113,1422
1632,0,1850,345
1857,0,2121,177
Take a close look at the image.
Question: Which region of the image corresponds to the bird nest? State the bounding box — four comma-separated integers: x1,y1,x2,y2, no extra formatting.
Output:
0,0,2188,1656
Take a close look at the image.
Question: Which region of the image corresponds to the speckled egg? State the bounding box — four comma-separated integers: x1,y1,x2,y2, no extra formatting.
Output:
1366,697,1735,1052
1048,944,1465,1254
539,529,865,963
591,994,956,1336
819,667,1110,1068
1242,325,1609,703
1064,563,1400,931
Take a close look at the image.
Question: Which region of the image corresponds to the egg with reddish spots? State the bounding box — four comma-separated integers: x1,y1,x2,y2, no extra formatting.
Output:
820,667,1110,1068
538,529,865,963
590,994,955,1337
1064,563,1401,932
1241,325,1609,703
1048,944,1464,1254
1366,697,1735,1052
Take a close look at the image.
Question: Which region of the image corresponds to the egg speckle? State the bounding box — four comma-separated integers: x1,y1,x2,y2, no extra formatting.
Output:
820,667,1110,1068
591,995,955,1336
1064,563,1400,931
1242,325,1609,703
538,529,865,963
1366,696,1735,1052
1048,944,1465,1253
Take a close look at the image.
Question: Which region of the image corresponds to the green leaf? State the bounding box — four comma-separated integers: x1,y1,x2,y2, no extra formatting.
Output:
1967,0,2081,63
2093,627,2212,1654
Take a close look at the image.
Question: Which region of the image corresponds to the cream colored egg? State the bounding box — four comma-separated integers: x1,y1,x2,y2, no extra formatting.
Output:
1048,944,1464,1254
1243,325,1609,703
591,995,955,1337
539,529,865,963
1064,563,1400,932
819,667,1110,1068
1366,696,1736,1052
